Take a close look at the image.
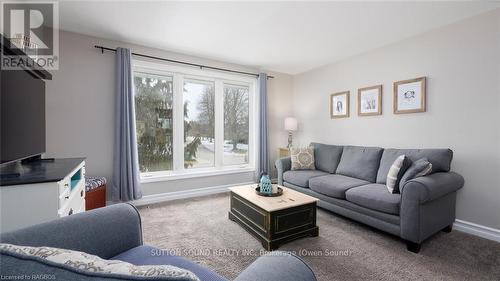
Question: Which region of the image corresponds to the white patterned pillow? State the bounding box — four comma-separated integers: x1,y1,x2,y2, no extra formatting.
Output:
290,147,315,170
386,155,410,194
0,243,199,281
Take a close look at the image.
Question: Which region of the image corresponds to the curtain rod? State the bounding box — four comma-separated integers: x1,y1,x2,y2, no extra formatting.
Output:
94,45,274,79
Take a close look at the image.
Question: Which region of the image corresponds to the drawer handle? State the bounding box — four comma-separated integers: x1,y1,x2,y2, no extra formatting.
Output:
80,190,84,197
68,208,73,216
59,189,69,200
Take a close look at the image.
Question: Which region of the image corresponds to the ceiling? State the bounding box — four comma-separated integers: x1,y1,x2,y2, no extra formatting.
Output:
58,1,499,75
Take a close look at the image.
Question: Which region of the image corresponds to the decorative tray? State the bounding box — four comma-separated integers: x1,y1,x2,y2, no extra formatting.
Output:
255,185,283,197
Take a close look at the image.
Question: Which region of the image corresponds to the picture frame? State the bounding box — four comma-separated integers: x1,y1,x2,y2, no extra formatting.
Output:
393,77,426,114
358,85,382,116
330,91,350,119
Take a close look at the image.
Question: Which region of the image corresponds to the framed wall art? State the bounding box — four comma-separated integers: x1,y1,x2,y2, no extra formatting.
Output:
330,91,350,119
393,77,426,114
358,85,382,116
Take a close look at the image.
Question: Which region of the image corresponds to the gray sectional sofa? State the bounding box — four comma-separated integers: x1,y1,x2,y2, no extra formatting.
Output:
0,203,317,281
276,143,464,253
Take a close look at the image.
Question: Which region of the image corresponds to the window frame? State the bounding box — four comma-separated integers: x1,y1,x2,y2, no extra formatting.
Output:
133,59,257,182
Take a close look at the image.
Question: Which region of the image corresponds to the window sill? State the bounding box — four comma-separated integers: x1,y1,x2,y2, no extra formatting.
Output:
140,166,255,183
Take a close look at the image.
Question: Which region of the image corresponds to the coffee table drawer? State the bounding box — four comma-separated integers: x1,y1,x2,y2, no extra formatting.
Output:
230,193,268,235
273,205,316,235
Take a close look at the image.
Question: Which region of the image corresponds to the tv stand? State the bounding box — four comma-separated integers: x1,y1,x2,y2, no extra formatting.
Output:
0,158,86,232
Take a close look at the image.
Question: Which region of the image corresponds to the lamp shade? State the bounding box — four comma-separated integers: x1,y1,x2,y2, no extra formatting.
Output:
284,117,298,131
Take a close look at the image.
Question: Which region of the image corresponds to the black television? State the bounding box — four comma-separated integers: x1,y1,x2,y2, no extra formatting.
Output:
0,67,46,164
0,35,50,165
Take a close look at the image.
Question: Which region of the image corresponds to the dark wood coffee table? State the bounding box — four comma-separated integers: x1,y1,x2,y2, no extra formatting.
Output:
228,185,319,250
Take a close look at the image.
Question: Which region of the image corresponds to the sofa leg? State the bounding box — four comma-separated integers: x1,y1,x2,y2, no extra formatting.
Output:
406,241,421,253
442,224,453,233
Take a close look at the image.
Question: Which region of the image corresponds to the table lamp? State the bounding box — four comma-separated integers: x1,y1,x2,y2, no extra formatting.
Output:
284,117,298,148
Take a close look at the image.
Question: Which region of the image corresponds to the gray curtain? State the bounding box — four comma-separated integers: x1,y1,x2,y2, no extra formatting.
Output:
256,73,270,180
111,47,142,201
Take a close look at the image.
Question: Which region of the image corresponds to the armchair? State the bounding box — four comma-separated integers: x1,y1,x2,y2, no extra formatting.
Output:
0,203,316,281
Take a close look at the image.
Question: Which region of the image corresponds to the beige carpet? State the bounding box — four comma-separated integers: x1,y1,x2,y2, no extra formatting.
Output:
138,193,500,281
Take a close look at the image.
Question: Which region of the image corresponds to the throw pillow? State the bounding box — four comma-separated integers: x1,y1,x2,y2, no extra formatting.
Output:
386,155,410,194
290,147,315,170
399,158,433,188
0,243,200,281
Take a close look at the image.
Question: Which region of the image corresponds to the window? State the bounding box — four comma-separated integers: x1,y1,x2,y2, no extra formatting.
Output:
223,84,249,165
183,79,215,169
133,61,256,180
134,73,174,173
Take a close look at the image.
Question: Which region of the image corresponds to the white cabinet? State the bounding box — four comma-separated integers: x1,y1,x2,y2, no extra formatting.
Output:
0,159,86,232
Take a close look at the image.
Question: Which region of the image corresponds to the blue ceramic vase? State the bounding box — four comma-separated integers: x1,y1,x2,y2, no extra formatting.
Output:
260,174,273,194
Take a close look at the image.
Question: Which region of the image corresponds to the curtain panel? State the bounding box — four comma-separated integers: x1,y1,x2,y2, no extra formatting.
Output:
256,73,270,180
111,47,142,201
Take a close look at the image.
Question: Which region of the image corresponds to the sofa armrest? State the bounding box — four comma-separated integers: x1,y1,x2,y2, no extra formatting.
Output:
400,172,464,243
401,172,464,203
275,157,291,185
0,203,143,259
235,251,316,281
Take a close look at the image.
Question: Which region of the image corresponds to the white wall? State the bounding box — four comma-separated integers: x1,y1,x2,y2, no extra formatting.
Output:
292,9,500,229
45,30,292,197
267,71,293,178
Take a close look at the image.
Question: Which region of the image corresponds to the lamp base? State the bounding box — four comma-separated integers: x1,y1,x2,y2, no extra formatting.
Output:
287,131,293,149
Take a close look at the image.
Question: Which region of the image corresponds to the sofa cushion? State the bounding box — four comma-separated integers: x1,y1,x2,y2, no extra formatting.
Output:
399,158,433,187
309,174,370,199
310,143,344,173
335,146,384,182
112,245,227,281
345,184,401,215
284,182,400,226
283,170,328,187
376,148,453,184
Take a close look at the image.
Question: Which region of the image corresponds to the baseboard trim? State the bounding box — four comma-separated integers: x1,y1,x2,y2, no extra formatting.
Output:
453,219,500,243
130,182,255,207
